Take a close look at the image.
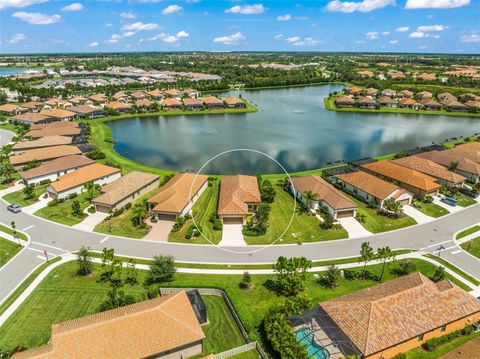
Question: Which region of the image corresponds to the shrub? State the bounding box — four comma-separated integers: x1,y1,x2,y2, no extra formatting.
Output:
68,192,78,199
260,186,276,203
112,208,124,217
124,202,132,210
150,216,158,223
430,266,446,282
147,284,159,299
48,199,58,207
185,224,202,239
144,255,176,286
39,179,51,186
392,354,407,359
424,195,434,203
171,216,187,232
422,327,471,351
86,149,106,160
87,206,96,214
343,269,358,280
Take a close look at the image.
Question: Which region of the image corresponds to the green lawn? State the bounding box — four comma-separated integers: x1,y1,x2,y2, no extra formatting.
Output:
35,190,100,226
0,224,27,241
412,198,449,218
461,237,480,260
0,258,467,351
406,332,480,359
456,225,480,240
169,183,222,244
228,350,261,359
0,237,21,268
244,186,348,245
423,254,480,287
454,193,477,207
2,185,47,207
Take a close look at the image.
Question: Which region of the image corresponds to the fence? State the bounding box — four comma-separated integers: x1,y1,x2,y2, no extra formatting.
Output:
159,287,269,358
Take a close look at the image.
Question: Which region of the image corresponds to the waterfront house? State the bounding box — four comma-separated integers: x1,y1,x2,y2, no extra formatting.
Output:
218,175,261,224
203,96,225,109
12,291,205,359
465,100,480,110
365,87,379,97
417,150,480,183
148,173,208,221
162,98,182,110
290,175,357,218
9,145,82,169
47,163,121,199
448,143,480,163
135,98,155,110
378,96,397,108
12,112,52,126
183,97,204,110
145,89,164,101
397,90,414,98
92,171,159,213
419,99,442,110
381,89,396,97
334,171,412,208
445,100,469,112
26,123,82,139
361,161,441,198
19,155,94,185
315,273,480,359
335,96,355,108
112,91,130,102
13,136,73,154
223,97,246,108
39,108,77,121
70,105,104,119
398,98,422,110
437,92,457,103
356,96,377,109
346,86,362,95
182,88,199,98
393,156,466,187
105,101,132,113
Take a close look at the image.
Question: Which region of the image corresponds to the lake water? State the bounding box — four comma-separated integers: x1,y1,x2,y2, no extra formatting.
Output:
108,85,480,174
0,68,48,76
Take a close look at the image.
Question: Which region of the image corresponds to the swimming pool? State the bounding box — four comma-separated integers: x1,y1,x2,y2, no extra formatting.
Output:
295,327,330,359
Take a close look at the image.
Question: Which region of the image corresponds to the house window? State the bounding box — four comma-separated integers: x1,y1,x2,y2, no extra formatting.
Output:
418,334,424,341
441,325,447,332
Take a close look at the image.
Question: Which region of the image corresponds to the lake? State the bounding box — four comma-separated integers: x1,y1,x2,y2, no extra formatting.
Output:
108,85,480,174
0,68,48,76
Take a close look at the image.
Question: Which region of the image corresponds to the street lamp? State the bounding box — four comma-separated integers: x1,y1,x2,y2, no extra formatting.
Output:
437,244,445,258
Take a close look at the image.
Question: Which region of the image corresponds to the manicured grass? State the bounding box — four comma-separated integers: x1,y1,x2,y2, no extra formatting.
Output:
461,237,480,261
423,254,480,287
2,185,47,207
35,190,100,226
406,332,480,359
0,173,21,190
0,237,21,268
412,198,449,218
456,225,480,240
228,349,261,359
0,224,27,241
169,183,222,244
0,258,466,351
244,186,348,245
453,193,477,207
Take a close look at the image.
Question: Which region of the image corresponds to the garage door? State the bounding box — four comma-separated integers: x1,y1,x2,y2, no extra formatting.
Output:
157,213,177,221
95,204,112,213
223,217,244,224
397,199,410,206
336,210,355,218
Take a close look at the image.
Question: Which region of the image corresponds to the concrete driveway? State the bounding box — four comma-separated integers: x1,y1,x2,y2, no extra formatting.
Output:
23,195,52,215
143,220,174,242
433,196,462,213
73,209,109,232
337,217,372,239
0,181,25,198
403,205,433,224
219,224,247,247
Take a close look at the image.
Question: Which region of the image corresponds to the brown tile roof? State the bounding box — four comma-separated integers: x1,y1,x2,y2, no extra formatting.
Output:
70,105,102,114
357,96,376,104
130,90,145,99
92,171,159,206
19,101,44,109
203,96,224,105
218,175,261,216
420,98,442,107
12,112,51,124
320,273,480,357
105,101,132,111
378,96,397,105
0,104,24,113
145,89,164,97
26,126,81,139
135,98,153,107
12,291,205,359
335,96,355,104
291,176,356,210
19,155,94,180
68,96,87,104
223,97,244,106
361,161,441,192
465,100,480,109
49,163,120,193
417,91,433,98
417,150,480,176
10,145,81,166
393,156,466,184
88,93,107,102
162,98,182,107
449,143,480,163
164,88,182,97
399,98,419,106
148,173,208,214
336,171,400,200
183,97,203,106
31,121,79,130
347,86,363,94
39,108,76,119
397,90,414,97
13,136,73,150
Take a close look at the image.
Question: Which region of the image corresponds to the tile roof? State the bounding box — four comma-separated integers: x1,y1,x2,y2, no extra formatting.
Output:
13,136,72,150
19,155,94,180
163,98,181,107
26,126,82,138
92,171,159,206
31,121,79,130
12,291,205,359
10,145,81,166
361,161,441,192
378,96,397,105
70,105,102,114
449,143,480,163
417,150,480,176
105,101,132,110
0,104,24,112
223,97,244,105
290,175,357,211
135,98,153,107
218,175,261,216
183,97,203,106
148,173,208,214
12,112,51,124
393,156,466,184
320,273,480,357
88,93,107,102
39,109,76,119
336,171,400,200
203,96,224,105
49,163,121,193
335,96,355,103
145,89,163,97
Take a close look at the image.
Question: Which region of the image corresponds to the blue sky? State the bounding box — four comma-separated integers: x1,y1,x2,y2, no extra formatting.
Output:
0,0,479,54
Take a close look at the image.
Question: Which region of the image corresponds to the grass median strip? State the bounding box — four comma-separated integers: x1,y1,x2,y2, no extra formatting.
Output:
456,225,480,240
0,237,22,268
423,254,480,286
0,224,27,241
460,237,480,261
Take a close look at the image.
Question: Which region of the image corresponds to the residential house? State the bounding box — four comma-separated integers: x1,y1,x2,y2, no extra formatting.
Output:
182,88,199,98
12,291,205,359
317,273,480,359
92,171,159,212
39,108,77,121
356,96,376,109
43,98,72,109
417,91,433,99
13,136,73,154
444,100,469,112
459,93,480,102
335,96,355,108
389,71,406,79
465,100,480,110
145,89,164,101
70,105,104,119
12,112,52,126
203,96,225,109
365,88,378,97
361,161,441,198
218,175,261,224
289,175,357,218
19,155,94,185
130,91,145,100
0,104,27,115
26,124,82,139
334,171,412,208
357,70,374,78
164,89,182,99
420,98,442,110
20,101,44,112
449,142,480,164
162,98,182,110
346,86,362,95
378,96,397,108
9,145,82,169
68,96,89,106
183,97,204,111
398,98,422,110
417,150,480,183
397,90,414,98
223,97,246,108
105,101,132,113
393,156,466,187
88,93,108,105
47,163,121,199
416,73,437,81
135,98,155,110
112,91,130,103
437,92,457,103
148,173,208,221
382,89,396,97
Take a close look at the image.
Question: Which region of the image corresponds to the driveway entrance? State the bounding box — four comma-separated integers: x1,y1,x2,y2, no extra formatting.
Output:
219,224,246,247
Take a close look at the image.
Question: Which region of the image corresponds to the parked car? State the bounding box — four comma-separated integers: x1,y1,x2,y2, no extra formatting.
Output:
459,187,479,199
441,196,458,206
7,204,22,213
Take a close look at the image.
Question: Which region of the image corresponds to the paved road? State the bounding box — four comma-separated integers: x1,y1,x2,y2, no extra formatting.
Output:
0,128,15,147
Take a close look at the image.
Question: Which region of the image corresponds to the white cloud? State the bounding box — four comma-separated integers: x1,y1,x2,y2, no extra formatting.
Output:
108,31,135,43
120,11,137,19
416,24,449,32
461,33,480,43
225,4,265,14
286,36,301,43
405,0,469,9
213,32,246,45
176,30,189,38
148,31,189,43
395,26,410,32
88,41,99,47
105,23,113,27
366,31,379,39
274,34,283,39
12,11,61,25
325,0,395,13
161,4,182,15
9,33,26,43
62,3,83,11
0,0,46,10
277,14,291,21
409,31,425,38
382,31,390,35
290,37,321,46
389,39,399,44
122,22,160,31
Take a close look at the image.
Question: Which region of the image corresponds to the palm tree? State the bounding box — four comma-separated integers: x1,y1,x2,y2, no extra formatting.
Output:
376,246,395,282
448,161,459,171
384,198,403,216
359,242,374,280
132,201,148,226
83,181,95,201
302,191,318,213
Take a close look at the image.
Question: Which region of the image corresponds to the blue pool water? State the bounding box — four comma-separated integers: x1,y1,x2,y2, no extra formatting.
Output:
295,327,330,359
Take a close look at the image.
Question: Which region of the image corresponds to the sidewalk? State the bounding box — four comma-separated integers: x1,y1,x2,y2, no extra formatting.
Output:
455,228,480,245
